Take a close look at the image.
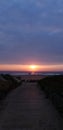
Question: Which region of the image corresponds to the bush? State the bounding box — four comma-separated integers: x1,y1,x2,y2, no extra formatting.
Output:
38,75,63,117
0,74,22,100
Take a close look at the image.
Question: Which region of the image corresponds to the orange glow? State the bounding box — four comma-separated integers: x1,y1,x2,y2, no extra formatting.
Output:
29,65,38,72
0,64,63,72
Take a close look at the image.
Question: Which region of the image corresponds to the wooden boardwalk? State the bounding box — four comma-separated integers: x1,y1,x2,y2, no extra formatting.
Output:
0,82,63,130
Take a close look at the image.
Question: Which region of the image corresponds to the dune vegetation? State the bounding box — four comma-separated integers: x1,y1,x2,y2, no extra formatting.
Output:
0,74,22,100
38,75,63,117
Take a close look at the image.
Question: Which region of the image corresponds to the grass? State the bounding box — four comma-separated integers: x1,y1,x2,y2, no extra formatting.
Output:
38,75,63,117
0,74,22,100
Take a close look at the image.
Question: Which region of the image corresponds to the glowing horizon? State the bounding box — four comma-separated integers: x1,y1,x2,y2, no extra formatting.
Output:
0,64,63,72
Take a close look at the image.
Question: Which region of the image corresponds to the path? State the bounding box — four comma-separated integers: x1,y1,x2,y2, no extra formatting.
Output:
0,82,63,130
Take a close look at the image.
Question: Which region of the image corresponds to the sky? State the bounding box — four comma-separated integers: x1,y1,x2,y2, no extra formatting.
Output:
0,0,63,71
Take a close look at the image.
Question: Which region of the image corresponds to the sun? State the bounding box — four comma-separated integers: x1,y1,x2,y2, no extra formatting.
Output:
29,65,38,71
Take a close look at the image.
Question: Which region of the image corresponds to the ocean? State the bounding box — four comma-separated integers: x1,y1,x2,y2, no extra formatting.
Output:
0,71,63,76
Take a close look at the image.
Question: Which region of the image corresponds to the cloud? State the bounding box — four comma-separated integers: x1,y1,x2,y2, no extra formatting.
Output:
0,0,63,64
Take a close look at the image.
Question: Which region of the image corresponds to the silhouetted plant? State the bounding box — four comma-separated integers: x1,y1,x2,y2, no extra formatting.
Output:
38,75,63,117
0,74,22,100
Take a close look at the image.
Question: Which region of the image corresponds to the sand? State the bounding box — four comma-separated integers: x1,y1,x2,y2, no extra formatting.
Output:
16,75,46,81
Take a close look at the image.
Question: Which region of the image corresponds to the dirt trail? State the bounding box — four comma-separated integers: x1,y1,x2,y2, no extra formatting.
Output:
0,82,63,130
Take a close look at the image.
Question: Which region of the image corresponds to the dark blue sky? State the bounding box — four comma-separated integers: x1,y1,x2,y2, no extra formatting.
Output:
0,0,63,65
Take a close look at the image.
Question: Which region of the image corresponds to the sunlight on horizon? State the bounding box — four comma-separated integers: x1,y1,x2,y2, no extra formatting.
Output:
29,65,39,72
0,64,63,72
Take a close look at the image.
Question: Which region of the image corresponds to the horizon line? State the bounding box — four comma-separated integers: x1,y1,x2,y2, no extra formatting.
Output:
0,64,63,72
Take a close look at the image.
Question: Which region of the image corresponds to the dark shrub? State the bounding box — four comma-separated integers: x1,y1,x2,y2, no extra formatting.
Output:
38,75,63,117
